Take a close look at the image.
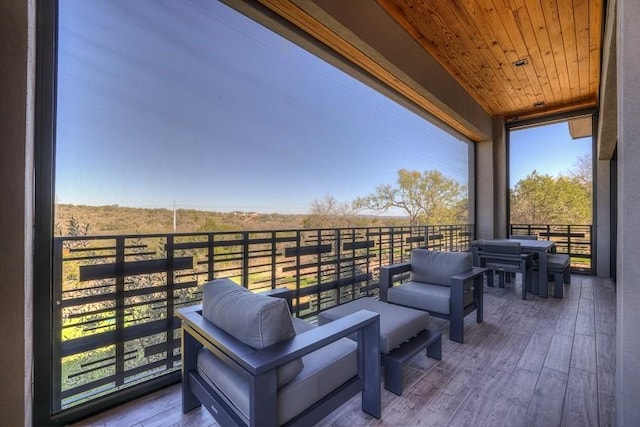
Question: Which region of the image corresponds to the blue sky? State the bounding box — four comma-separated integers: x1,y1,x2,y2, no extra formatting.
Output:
55,0,589,214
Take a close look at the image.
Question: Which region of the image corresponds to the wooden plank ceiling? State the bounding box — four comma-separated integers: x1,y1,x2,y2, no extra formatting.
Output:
377,0,603,121
258,0,603,138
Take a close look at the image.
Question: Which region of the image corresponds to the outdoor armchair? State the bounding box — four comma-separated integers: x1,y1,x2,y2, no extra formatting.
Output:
379,249,486,343
177,278,381,427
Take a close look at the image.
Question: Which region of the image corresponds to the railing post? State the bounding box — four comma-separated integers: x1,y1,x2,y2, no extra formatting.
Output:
52,237,64,413
295,230,301,317
316,229,322,310
390,227,395,264
242,231,249,288
115,236,125,387
166,234,175,370
207,233,214,281
449,225,454,251
271,231,277,290
335,228,342,304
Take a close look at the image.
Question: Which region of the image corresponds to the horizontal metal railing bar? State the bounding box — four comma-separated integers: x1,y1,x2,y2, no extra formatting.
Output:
78,351,134,369
282,255,374,273
539,232,586,238
60,356,180,400
284,243,333,257
144,338,181,358
61,282,192,308
296,274,372,297
59,318,181,357
68,353,137,380
80,257,193,281
343,240,375,250
68,244,147,252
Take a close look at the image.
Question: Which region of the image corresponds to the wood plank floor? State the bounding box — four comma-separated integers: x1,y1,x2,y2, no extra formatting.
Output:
75,275,615,427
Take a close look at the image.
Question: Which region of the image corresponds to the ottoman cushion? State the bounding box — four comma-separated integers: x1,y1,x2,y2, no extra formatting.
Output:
318,297,429,354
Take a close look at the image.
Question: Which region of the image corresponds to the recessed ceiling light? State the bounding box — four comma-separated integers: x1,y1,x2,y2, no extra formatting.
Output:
533,101,545,108
513,58,528,67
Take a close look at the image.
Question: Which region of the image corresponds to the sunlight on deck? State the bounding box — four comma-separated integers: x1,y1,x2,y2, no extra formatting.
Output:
76,275,615,427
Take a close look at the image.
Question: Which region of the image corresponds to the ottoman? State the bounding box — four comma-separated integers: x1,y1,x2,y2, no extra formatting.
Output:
318,297,442,395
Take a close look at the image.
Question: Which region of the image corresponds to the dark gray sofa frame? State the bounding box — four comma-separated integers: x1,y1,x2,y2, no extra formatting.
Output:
177,290,381,427
379,263,486,343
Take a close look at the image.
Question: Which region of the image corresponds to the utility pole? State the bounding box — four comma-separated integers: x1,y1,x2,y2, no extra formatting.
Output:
173,201,177,233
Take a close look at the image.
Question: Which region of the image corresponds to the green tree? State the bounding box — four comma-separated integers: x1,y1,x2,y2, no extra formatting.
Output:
353,169,467,225
510,171,591,224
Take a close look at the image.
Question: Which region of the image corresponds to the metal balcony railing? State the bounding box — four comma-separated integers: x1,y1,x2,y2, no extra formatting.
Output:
52,224,473,416
509,224,593,273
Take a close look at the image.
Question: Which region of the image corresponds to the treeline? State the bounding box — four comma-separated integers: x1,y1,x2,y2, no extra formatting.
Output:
54,204,406,236
56,157,592,236
510,155,592,224
54,205,308,236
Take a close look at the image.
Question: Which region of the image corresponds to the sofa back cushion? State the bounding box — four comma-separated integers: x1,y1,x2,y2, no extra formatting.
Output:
202,278,302,388
410,249,472,286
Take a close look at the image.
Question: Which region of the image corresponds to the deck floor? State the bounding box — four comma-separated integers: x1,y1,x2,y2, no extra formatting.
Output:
76,275,616,427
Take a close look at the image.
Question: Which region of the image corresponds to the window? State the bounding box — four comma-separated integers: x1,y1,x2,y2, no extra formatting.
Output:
508,117,594,272
55,0,470,234
39,1,472,423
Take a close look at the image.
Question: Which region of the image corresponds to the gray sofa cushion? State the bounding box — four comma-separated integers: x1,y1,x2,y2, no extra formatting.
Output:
388,281,451,315
410,249,472,286
196,317,357,425
317,297,429,354
201,278,302,388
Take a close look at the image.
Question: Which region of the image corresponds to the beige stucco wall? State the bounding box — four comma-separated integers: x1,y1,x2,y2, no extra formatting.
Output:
617,0,640,423
0,0,34,425
475,118,507,240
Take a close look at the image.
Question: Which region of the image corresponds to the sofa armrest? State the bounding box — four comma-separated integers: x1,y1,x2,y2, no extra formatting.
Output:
379,262,411,302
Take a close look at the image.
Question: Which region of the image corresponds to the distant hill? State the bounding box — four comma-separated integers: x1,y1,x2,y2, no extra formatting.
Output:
54,204,408,236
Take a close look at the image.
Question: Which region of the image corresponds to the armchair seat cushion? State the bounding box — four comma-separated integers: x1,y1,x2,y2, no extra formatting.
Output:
387,281,451,315
196,317,357,425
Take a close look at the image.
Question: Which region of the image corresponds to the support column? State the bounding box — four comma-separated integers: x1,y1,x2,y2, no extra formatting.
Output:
475,118,506,240
492,118,508,238
0,0,35,425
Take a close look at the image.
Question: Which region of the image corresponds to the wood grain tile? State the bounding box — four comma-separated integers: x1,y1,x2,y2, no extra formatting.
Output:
72,275,614,427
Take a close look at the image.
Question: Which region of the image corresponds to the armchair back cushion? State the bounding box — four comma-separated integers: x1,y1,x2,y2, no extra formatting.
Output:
410,249,472,286
202,278,303,388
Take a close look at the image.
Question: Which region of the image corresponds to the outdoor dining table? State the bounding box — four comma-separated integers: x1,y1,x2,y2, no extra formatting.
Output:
494,238,557,297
